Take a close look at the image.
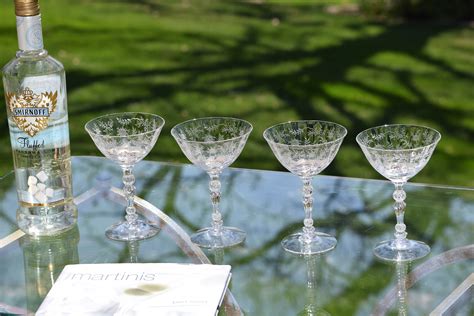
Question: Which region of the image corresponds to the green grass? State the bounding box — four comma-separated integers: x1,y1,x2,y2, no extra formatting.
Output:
0,0,473,186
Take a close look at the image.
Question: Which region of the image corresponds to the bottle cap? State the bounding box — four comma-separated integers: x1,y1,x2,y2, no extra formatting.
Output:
14,0,40,17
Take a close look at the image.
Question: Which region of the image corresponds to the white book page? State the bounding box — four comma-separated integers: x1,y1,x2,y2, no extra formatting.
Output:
36,263,231,316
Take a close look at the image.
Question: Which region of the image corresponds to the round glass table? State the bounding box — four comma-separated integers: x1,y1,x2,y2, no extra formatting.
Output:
0,156,472,315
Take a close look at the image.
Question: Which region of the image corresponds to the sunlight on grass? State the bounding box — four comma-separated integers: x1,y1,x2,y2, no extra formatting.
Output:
0,0,473,187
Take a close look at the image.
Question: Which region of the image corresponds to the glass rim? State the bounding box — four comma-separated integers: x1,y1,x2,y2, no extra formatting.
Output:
171,116,253,144
84,112,165,138
263,120,348,147
356,123,442,152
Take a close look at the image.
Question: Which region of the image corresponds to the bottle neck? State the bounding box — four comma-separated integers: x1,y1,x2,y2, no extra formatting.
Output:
16,14,44,51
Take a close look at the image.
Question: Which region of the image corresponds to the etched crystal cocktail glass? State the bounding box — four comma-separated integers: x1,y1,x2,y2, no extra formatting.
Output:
85,113,165,241
264,120,347,255
171,117,252,248
356,124,441,261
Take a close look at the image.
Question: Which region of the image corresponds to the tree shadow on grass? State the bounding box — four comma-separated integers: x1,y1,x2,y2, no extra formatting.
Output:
1,2,473,184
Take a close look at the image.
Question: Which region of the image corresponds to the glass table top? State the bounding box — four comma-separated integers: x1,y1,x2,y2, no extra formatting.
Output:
0,156,472,315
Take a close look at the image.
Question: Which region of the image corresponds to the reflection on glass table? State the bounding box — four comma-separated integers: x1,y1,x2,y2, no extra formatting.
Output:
0,156,472,315
297,254,332,316
20,226,80,312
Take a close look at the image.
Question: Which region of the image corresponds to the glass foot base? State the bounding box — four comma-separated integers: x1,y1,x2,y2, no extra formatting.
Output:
374,239,430,262
281,232,337,255
105,219,160,241
191,227,246,249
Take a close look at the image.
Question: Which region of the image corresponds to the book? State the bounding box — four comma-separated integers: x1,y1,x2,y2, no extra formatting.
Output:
36,263,231,316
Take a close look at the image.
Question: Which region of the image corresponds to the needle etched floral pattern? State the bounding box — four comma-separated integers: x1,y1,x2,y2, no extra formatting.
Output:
171,118,252,173
85,113,164,166
356,125,441,183
264,121,347,178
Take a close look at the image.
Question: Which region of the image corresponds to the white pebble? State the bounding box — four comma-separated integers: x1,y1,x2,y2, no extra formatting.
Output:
37,183,46,191
36,171,48,183
45,188,54,198
28,185,39,195
34,191,47,203
28,176,38,186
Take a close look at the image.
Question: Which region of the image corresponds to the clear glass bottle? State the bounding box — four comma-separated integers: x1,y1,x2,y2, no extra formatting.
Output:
2,0,77,236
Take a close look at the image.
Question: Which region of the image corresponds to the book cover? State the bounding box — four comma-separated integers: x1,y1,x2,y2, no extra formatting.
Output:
36,263,231,316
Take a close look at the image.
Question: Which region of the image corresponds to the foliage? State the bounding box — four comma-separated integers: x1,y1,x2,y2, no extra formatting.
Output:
359,0,474,20
0,0,473,186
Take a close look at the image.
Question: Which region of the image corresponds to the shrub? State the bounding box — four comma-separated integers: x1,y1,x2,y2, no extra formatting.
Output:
359,0,474,20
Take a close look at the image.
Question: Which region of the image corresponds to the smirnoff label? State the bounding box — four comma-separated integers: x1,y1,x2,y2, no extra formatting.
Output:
6,87,58,137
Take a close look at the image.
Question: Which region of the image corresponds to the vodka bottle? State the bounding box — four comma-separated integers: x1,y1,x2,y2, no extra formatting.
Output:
2,0,77,235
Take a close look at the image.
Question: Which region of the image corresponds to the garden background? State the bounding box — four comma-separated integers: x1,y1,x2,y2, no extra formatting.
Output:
0,0,473,187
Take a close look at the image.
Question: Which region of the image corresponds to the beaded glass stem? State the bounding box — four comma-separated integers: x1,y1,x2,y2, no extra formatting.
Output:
171,117,252,248
264,120,347,255
301,178,316,245
357,124,441,261
209,173,224,235
393,183,408,249
122,167,138,232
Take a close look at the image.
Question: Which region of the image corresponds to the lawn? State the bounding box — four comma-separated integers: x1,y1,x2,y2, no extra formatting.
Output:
0,0,473,186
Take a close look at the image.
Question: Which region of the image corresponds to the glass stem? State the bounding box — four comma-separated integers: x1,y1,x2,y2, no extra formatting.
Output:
122,166,138,229
208,172,223,236
301,177,316,244
393,182,408,249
